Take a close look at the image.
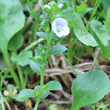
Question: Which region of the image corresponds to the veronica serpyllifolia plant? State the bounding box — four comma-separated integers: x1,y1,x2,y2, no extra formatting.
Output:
18,1,70,110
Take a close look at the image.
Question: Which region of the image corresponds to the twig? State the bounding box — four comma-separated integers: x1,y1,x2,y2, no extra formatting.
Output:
43,99,72,104
0,94,11,110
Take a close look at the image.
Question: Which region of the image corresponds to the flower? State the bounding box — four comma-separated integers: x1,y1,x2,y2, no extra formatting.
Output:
52,18,70,37
59,3,63,8
44,4,51,9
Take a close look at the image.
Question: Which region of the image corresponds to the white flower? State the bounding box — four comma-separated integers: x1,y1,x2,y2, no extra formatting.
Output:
52,18,70,37
59,3,63,8
44,4,51,9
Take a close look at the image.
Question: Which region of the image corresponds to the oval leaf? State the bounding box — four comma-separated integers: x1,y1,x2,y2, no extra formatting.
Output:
46,81,62,91
18,89,35,99
36,32,48,40
29,60,41,73
0,0,25,51
8,33,24,51
41,90,49,99
71,70,110,110
73,12,98,47
50,45,67,55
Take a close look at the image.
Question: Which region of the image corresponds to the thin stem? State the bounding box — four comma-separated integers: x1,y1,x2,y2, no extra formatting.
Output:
34,67,45,110
24,38,44,51
34,98,40,110
34,34,52,110
2,49,20,90
24,74,28,88
40,67,45,86
0,91,5,110
16,63,24,89
73,0,77,12
45,37,52,60
63,54,78,76
89,0,101,21
0,93,11,110
88,24,110,60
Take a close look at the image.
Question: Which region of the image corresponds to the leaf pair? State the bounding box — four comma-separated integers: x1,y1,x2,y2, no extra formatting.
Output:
19,81,62,99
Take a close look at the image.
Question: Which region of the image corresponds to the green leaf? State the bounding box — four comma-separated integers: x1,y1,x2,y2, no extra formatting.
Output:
102,0,110,13
104,7,110,33
36,32,48,40
34,85,40,92
18,89,35,98
71,70,110,110
29,60,41,73
63,7,74,25
50,45,67,55
40,14,50,19
35,49,42,56
34,85,49,99
73,12,98,47
46,81,62,91
8,33,24,51
81,8,93,16
76,1,87,13
0,0,25,51
90,19,110,46
50,34,60,40
41,90,49,99
35,60,48,66
12,94,24,102
11,50,32,66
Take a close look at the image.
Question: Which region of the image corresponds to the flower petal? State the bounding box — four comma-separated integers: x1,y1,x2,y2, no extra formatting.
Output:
52,21,57,33
60,26,70,36
54,18,68,27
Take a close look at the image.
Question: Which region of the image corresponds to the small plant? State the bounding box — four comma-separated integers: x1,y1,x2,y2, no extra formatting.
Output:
19,2,69,109
1,0,110,110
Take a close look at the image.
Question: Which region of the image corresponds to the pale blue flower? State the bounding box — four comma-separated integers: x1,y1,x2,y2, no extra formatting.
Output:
52,18,70,37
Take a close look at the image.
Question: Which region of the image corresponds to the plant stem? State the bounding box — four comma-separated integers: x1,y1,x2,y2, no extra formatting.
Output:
34,34,52,110
34,67,44,110
89,0,101,21
2,49,20,90
16,63,24,90
24,74,28,88
0,91,5,110
88,24,110,60
73,0,77,12
63,54,78,76
34,97,40,110
24,38,44,51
